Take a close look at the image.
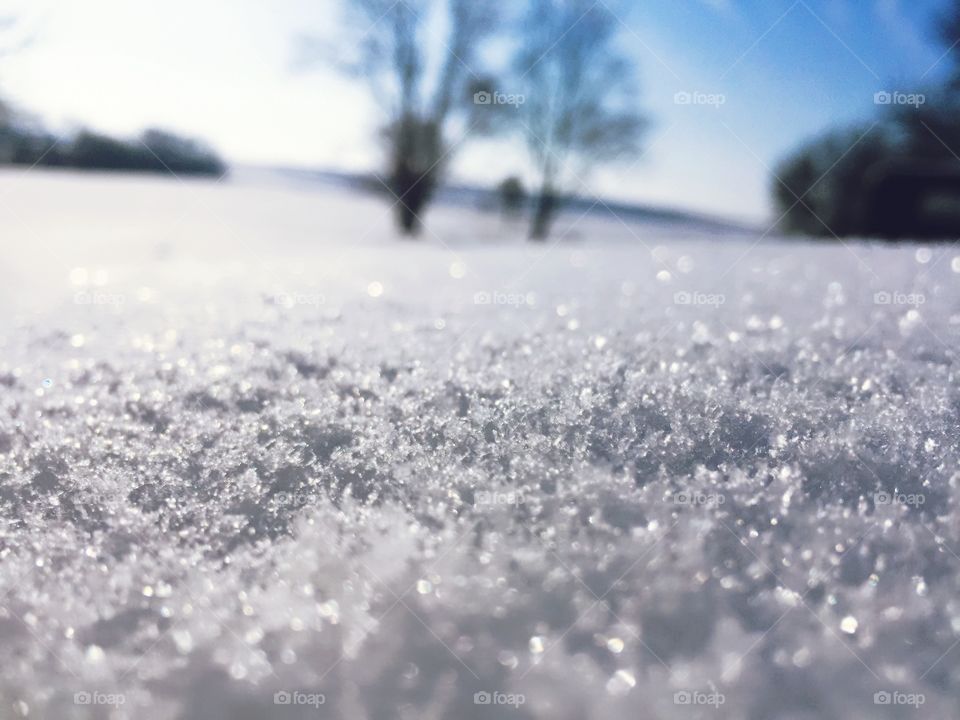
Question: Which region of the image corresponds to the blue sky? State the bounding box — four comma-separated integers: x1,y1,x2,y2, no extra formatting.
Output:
580,0,954,220
0,0,954,222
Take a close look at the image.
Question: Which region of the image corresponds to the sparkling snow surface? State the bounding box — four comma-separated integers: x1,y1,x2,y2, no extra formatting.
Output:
1,171,959,719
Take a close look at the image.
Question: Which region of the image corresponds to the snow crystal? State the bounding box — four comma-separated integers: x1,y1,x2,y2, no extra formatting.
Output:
1,187,959,718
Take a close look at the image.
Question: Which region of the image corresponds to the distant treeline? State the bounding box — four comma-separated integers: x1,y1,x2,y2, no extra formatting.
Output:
0,124,226,176
773,95,960,240
773,2,960,240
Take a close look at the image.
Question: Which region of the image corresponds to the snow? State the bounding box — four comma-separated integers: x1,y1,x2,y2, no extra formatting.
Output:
1,169,959,718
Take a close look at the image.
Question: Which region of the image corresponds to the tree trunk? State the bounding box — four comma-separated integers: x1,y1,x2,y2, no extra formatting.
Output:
529,183,557,241
388,114,443,238
395,194,424,236
391,164,434,237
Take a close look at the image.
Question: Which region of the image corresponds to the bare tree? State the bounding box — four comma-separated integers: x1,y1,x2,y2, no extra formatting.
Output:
498,176,526,218
0,16,19,125
512,0,646,240
319,0,499,236
0,16,26,156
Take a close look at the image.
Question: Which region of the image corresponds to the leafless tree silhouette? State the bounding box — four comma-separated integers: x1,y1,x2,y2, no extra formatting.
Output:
0,16,20,124
320,0,499,236
512,0,646,240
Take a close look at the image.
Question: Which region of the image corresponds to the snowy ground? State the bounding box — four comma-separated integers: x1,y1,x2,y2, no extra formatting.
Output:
1,169,959,719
